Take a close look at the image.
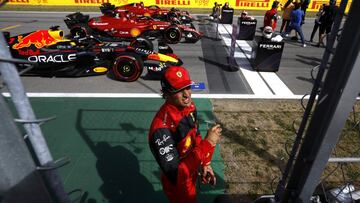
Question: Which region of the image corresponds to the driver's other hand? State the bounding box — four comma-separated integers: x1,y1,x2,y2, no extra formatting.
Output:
205,124,222,146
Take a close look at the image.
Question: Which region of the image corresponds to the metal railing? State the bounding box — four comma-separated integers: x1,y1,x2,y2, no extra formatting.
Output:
0,33,71,203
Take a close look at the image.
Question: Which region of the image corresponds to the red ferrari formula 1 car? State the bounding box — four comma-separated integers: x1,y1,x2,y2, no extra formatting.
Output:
64,10,203,44
106,2,194,25
5,27,182,82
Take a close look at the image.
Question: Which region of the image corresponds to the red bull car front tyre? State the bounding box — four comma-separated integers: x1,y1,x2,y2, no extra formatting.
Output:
112,53,144,82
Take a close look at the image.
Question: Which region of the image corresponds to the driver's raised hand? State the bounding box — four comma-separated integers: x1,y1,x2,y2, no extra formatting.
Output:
205,124,222,146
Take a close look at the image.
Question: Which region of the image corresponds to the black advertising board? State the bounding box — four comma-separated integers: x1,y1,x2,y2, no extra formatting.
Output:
237,18,257,40
253,41,284,72
220,8,234,24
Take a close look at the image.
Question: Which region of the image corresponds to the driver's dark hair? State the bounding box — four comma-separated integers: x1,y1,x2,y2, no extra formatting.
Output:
272,1,279,8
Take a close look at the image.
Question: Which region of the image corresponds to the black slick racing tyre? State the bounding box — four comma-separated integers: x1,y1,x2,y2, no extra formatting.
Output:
130,38,154,51
112,53,143,82
70,25,90,38
167,11,178,21
164,26,182,44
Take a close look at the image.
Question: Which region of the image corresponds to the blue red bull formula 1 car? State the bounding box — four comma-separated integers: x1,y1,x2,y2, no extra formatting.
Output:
5,26,182,82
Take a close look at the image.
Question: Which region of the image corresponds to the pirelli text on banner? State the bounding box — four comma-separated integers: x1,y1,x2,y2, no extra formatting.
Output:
5,0,352,12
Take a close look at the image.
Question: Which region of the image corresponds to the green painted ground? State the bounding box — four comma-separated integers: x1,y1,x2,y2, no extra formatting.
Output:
29,97,224,203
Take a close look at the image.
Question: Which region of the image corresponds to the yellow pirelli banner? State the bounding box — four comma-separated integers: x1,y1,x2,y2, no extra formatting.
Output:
6,0,352,12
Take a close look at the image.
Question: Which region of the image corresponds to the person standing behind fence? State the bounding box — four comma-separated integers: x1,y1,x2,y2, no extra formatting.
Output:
222,2,230,10
210,2,221,20
300,0,310,24
310,4,325,43
263,1,280,31
280,0,295,33
317,0,338,47
281,2,306,47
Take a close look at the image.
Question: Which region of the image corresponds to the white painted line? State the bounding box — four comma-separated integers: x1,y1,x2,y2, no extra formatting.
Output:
220,24,294,97
1,92,162,98
219,24,272,95
1,92,309,99
259,72,294,96
217,25,230,34
3,92,358,100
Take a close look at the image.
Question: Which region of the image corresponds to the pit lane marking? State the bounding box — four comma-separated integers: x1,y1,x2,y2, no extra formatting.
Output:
219,24,294,97
2,92,310,99
0,24,21,31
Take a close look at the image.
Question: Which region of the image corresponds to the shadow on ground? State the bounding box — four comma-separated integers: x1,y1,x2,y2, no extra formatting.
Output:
76,109,162,203
75,107,225,203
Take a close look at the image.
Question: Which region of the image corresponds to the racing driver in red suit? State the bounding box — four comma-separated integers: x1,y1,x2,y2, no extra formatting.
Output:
148,66,222,203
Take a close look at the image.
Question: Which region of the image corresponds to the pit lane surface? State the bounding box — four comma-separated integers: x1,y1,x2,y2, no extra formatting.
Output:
0,11,325,97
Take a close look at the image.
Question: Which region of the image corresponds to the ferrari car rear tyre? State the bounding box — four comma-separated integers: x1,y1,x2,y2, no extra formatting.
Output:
164,26,182,44
130,38,154,51
112,53,144,82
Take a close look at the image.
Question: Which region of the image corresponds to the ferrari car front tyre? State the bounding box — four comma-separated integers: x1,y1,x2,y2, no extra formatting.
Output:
164,26,182,44
112,53,144,82
167,12,178,21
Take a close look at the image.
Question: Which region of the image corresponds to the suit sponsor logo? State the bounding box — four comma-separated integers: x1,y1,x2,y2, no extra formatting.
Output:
159,144,173,155
155,134,170,146
165,153,174,161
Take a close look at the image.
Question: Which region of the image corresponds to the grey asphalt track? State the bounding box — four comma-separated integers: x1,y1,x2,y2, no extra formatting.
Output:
0,11,327,96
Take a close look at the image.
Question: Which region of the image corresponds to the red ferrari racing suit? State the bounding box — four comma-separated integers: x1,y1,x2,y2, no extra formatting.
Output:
148,101,215,203
264,8,278,31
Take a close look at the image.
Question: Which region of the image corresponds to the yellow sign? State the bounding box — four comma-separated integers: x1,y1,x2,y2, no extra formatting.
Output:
5,0,352,12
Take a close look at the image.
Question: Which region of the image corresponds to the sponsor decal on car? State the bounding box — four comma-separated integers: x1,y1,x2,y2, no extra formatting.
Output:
130,28,141,37
6,0,29,3
93,67,108,73
119,31,129,35
91,22,109,26
135,47,154,54
28,54,76,63
12,30,62,49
